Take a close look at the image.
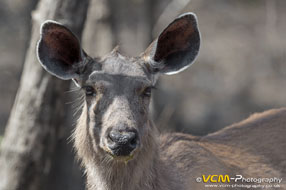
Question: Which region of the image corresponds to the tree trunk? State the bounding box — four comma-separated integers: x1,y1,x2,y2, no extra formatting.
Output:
0,0,38,134
82,0,114,57
108,0,154,56
0,0,89,190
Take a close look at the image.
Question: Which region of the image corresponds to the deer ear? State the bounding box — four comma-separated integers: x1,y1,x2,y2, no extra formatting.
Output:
37,20,87,80
143,12,200,75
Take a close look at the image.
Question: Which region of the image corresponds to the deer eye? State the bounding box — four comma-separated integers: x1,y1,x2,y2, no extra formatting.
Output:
142,87,152,98
83,86,96,96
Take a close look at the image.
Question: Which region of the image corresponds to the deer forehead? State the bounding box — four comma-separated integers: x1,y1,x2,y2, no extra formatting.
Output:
99,53,146,77
87,53,153,87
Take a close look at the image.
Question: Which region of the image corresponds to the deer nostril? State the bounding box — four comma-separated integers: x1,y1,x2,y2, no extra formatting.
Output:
129,136,137,147
128,133,137,146
107,133,114,144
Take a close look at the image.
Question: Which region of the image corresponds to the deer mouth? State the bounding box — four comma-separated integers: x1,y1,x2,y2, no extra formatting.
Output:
103,146,138,163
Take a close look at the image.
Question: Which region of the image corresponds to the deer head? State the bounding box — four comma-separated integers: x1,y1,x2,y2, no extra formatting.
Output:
37,13,200,164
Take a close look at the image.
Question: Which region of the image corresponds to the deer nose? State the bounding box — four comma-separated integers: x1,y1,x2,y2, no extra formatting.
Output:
106,130,138,156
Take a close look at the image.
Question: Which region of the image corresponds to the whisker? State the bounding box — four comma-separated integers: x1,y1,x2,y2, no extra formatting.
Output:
73,102,85,117
64,87,81,93
67,131,75,144
71,97,85,109
66,94,85,105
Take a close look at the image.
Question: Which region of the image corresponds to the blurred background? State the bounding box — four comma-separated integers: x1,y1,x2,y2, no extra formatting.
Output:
0,0,285,189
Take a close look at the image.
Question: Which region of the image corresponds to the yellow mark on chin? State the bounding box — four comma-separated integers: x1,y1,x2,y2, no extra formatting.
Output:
103,147,135,164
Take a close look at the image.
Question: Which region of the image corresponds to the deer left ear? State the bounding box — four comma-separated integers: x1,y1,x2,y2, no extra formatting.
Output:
143,12,200,75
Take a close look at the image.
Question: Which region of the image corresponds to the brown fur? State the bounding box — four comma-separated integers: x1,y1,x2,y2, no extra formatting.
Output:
160,108,286,189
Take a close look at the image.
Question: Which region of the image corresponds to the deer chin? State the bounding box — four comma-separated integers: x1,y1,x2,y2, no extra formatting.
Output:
109,153,135,164
102,146,139,164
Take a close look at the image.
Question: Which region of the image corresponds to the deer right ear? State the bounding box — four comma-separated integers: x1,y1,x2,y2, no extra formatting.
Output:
37,20,88,80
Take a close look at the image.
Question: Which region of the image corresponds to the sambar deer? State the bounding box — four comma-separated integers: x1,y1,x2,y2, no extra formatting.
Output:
37,13,286,190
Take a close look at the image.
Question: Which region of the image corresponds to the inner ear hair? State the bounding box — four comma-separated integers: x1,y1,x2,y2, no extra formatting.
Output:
142,12,201,75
